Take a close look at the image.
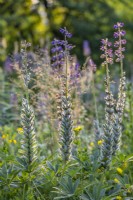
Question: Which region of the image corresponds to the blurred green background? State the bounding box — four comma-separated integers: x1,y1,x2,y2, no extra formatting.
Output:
0,0,133,76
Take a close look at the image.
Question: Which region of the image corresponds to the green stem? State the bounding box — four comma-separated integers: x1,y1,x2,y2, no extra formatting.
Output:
118,27,123,77
65,35,68,98
105,41,110,92
92,73,99,121
105,63,110,92
129,83,133,128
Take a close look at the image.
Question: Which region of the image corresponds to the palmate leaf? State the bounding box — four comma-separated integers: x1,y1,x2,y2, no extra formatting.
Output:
47,161,56,172
52,176,80,199
81,183,106,200
46,161,60,175
80,190,94,200
0,164,19,188
125,154,133,162
114,174,130,186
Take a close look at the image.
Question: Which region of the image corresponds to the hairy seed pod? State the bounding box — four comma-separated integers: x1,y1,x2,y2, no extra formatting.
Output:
100,78,115,168
19,98,38,169
59,78,73,162
112,72,126,155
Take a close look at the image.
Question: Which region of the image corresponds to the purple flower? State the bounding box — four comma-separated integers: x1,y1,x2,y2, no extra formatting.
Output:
114,41,120,47
51,61,64,68
83,40,91,56
51,39,60,45
51,28,73,70
101,39,107,45
69,61,81,87
51,46,63,53
100,46,105,51
58,53,64,59
114,24,118,29
4,57,13,73
113,22,126,62
121,39,126,44
52,55,56,61
51,43,64,69
59,28,72,38
52,53,64,61
100,38,113,65
75,63,80,71
101,39,112,46
120,30,126,36
114,32,119,38
66,44,74,50
114,22,124,29
107,41,112,47
51,39,67,46
121,47,125,52
106,49,113,58
88,58,97,72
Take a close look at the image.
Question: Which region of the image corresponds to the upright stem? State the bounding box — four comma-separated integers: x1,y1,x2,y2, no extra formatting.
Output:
128,83,133,129
92,73,99,121
65,35,68,98
120,60,123,78
105,62,110,92
105,41,110,92
118,27,123,77
24,45,29,102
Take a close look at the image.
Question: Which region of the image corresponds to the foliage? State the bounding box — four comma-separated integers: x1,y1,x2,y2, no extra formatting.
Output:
0,22,133,200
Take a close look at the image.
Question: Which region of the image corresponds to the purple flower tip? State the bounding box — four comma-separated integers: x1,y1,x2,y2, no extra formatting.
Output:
120,30,126,36
113,22,124,29
59,28,72,38
114,32,119,38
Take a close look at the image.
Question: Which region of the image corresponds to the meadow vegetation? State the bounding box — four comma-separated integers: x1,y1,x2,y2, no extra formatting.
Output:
0,22,133,200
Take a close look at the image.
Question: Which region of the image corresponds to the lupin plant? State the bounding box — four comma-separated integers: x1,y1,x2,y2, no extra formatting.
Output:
100,38,115,168
112,22,126,155
100,22,127,168
18,41,38,172
51,28,74,163
20,98,38,170
1,23,133,200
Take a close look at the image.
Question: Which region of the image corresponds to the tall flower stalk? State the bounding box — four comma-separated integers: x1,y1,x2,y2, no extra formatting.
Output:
99,22,127,165
60,76,73,162
20,98,38,169
100,39,115,168
51,28,74,163
18,41,38,172
112,22,126,155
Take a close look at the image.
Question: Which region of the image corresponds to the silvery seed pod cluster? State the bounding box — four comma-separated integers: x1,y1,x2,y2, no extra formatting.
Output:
100,79,115,168
18,41,38,171
19,98,38,169
51,28,74,163
116,72,126,121
100,22,126,168
112,72,126,155
59,76,73,162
